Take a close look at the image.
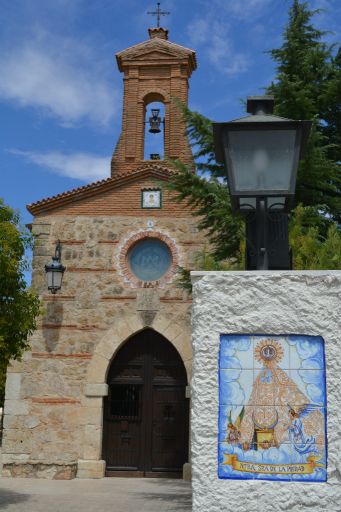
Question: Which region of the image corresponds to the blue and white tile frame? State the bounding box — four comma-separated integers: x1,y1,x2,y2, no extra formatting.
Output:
218,334,327,482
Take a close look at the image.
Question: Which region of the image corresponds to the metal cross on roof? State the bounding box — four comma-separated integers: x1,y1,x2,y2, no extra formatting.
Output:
147,2,170,28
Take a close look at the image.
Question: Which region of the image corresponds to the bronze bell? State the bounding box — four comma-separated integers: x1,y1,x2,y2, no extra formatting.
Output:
148,108,162,134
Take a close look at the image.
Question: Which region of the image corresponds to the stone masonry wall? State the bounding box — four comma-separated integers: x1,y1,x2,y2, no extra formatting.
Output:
190,271,341,512
2,213,204,478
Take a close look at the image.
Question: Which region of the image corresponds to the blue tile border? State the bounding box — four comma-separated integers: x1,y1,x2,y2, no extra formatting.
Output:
218,333,327,482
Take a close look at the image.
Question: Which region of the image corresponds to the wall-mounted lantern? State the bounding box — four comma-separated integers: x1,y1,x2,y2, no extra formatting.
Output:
45,240,66,294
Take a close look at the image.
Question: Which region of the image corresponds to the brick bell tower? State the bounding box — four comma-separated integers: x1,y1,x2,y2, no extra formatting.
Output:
111,26,197,175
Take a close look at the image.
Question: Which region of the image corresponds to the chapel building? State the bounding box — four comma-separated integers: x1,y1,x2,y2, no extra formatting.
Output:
1,26,205,479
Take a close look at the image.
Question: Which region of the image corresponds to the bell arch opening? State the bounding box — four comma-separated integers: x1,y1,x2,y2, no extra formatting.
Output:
102,328,189,477
143,98,165,161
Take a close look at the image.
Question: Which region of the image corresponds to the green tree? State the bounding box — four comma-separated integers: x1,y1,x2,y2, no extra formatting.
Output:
166,158,242,261
321,47,341,163
290,204,341,269
0,199,41,406
166,0,340,283
268,0,341,221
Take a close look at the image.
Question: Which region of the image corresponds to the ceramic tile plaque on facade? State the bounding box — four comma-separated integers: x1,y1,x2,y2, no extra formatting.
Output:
218,334,327,482
141,189,162,208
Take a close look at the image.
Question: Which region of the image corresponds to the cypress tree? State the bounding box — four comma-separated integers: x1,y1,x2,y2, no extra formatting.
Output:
268,0,341,222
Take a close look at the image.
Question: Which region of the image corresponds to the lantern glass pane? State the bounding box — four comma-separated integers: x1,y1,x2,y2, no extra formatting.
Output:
226,129,296,193
46,267,63,290
268,197,286,210
53,271,63,289
46,270,54,288
239,197,286,211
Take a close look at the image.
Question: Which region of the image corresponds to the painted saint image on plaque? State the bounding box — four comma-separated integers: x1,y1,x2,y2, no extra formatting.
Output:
142,189,161,208
218,334,327,482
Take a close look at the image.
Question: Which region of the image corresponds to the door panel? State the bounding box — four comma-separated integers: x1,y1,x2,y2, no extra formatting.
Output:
151,386,189,471
102,329,189,476
104,384,143,470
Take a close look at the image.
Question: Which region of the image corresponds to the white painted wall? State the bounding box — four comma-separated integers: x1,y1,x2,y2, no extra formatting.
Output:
191,271,341,512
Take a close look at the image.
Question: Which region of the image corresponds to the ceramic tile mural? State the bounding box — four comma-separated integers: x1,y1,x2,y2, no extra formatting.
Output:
218,334,327,482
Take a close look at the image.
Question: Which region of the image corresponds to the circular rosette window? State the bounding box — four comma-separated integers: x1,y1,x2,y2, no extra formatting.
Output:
127,238,172,282
119,232,178,287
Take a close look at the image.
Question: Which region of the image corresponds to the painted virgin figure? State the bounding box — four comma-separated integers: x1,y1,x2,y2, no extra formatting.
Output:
238,339,324,452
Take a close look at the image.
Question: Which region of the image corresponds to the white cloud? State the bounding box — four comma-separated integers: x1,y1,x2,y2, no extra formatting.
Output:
10,149,111,182
0,32,117,127
207,33,249,75
220,0,272,19
187,16,249,76
186,18,210,47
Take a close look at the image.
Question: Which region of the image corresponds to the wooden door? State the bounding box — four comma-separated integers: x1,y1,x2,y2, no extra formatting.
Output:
102,329,189,477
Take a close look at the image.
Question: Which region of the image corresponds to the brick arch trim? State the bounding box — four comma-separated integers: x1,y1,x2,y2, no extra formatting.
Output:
84,318,192,389
139,88,170,104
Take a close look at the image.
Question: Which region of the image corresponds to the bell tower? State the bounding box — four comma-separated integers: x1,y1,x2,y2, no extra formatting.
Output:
111,26,197,176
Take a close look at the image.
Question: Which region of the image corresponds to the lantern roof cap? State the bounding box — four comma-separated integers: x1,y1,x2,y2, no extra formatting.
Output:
247,95,275,115
229,113,294,123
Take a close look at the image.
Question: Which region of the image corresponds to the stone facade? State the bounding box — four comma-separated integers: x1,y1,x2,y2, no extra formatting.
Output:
191,271,341,512
1,27,203,479
2,213,202,479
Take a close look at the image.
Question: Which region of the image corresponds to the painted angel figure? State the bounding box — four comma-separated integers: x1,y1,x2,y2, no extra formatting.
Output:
287,404,323,454
226,407,244,445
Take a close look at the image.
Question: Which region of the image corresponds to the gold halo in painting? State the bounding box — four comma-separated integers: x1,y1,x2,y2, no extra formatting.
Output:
254,339,284,366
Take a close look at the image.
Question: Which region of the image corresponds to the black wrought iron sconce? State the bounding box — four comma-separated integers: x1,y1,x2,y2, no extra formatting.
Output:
45,240,66,294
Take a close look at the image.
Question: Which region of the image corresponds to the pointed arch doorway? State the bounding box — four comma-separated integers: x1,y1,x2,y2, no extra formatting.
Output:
102,329,189,477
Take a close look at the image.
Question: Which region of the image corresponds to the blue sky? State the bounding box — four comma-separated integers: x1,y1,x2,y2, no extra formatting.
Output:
1,0,340,233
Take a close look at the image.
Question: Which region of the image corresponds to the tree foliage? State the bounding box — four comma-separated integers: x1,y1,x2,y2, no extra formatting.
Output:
167,0,341,287
166,158,243,260
289,204,341,269
267,0,341,221
174,245,245,292
0,199,41,405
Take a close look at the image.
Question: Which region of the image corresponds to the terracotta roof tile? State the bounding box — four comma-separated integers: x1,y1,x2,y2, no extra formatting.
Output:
27,163,176,215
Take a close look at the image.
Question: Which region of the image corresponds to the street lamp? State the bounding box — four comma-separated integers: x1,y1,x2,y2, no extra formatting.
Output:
45,240,66,294
213,96,311,270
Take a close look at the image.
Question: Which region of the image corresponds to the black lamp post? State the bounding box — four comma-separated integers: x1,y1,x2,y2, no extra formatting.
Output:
213,96,311,270
45,240,66,294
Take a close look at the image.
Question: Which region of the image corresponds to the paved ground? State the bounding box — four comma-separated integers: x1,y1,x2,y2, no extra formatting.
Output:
0,477,192,512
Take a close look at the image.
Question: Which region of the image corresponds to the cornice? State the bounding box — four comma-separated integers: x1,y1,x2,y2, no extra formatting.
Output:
116,38,197,73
